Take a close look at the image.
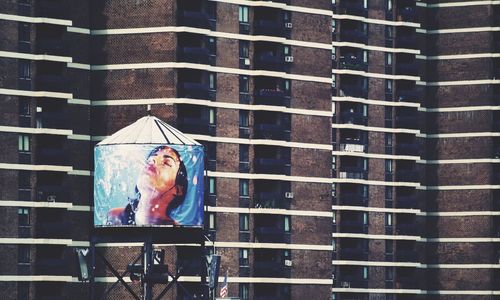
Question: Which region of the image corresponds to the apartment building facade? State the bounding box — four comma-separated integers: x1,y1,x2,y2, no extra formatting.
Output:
0,0,498,299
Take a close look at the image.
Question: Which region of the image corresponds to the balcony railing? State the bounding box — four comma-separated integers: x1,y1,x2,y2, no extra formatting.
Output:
338,142,366,153
254,261,286,277
339,2,367,17
396,170,419,182
36,258,67,275
177,260,202,276
339,55,367,71
177,47,210,64
36,112,69,129
340,111,367,125
178,11,210,29
397,90,419,103
396,62,418,75
396,195,417,209
36,75,69,92
335,276,368,288
339,167,367,180
178,82,210,99
340,29,368,44
255,158,290,174
254,53,284,71
396,35,417,48
339,248,367,260
339,220,367,233
254,89,287,106
396,115,419,129
254,20,285,37
338,193,367,206
395,249,418,262
254,124,290,141
37,185,67,202
255,226,288,243
397,7,416,22
36,0,68,19
177,117,214,135
254,192,289,209
396,223,418,236
36,221,70,238
37,148,69,165
340,84,368,98
395,143,419,156
37,38,68,56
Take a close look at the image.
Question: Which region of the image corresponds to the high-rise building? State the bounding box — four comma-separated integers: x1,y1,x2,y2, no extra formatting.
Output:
0,0,498,299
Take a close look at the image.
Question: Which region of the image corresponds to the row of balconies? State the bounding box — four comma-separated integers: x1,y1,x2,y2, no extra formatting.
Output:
335,49,418,76
334,267,418,289
333,0,417,23
17,0,68,20
335,76,420,102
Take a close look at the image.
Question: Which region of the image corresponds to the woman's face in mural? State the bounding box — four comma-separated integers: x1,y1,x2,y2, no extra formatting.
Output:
137,146,181,196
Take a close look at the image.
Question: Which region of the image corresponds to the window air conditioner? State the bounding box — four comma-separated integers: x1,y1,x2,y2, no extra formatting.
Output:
284,259,292,267
341,281,350,288
244,58,250,66
47,195,56,202
284,56,294,63
285,192,294,199
284,22,293,29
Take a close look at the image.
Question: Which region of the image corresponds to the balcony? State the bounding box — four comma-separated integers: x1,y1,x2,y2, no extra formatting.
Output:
395,143,419,156
339,220,366,233
340,111,367,125
36,258,67,275
254,192,289,209
36,111,69,129
36,0,68,19
340,29,368,44
177,117,214,135
255,226,288,243
37,148,69,166
37,38,68,56
36,221,71,238
339,55,367,71
397,7,416,22
396,170,419,182
177,260,202,276
397,90,419,103
254,20,285,37
339,248,367,260
396,35,417,49
339,2,367,17
396,223,418,236
254,124,290,141
339,193,367,206
178,82,210,99
177,47,209,64
396,62,418,75
178,10,210,29
254,261,286,277
36,75,69,92
395,249,418,262
255,158,290,175
254,53,284,71
37,185,67,202
254,89,287,106
396,115,419,129
336,276,368,288
340,84,368,98
338,142,366,153
396,195,417,209
339,167,367,180
396,277,419,289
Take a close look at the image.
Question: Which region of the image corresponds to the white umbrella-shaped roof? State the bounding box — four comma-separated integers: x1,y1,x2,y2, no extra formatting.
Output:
97,116,201,146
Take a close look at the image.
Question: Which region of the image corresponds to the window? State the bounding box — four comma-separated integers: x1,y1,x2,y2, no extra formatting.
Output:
18,171,30,189
209,178,216,194
18,23,30,43
385,53,393,66
363,50,368,64
239,41,249,58
332,155,336,170
19,60,30,79
332,239,337,252
18,208,30,226
385,159,393,174
386,80,393,95
362,104,368,117
386,0,393,11
386,240,393,254
284,79,291,96
239,214,249,231
363,0,368,9
284,45,291,56
284,216,291,232
385,186,393,199
239,75,249,93
238,6,249,23
208,212,216,230
385,133,393,147
362,185,368,198
386,26,393,39
331,183,336,197
386,267,394,280
332,74,336,88
209,73,216,90
207,2,217,20
18,134,30,152
18,245,30,263
240,144,249,162
239,283,249,300
363,158,368,171
239,248,249,266
385,213,393,226
208,37,216,55
19,97,30,116
239,110,249,127
363,212,368,225
209,108,216,125
207,142,216,161
240,180,249,197
332,211,336,224
332,20,336,33
332,47,336,60
363,266,369,279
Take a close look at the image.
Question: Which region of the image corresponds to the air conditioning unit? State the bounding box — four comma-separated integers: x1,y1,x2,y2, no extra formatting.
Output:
284,56,294,63
284,259,292,267
331,54,336,60
244,58,250,66
47,195,56,202
284,22,293,29
285,192,294,199
340,281,350,288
